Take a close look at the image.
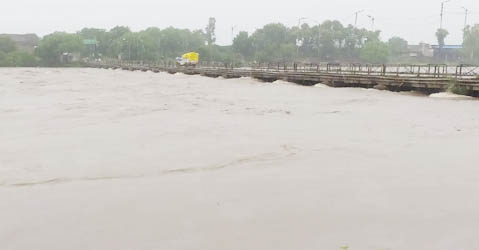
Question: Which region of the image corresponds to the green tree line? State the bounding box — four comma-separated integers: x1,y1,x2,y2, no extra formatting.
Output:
0,36,37,67
30,21,400,66
463,25,479,63
2,19,479,67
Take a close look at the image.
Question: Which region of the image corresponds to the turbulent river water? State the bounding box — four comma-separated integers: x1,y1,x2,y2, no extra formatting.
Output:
1,68,479,250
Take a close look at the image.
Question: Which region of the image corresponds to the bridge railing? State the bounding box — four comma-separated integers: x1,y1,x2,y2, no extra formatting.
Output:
249,63,479,79
89,59,479,79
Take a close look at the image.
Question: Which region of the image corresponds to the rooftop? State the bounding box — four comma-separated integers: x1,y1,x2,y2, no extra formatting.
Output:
431,45,463,49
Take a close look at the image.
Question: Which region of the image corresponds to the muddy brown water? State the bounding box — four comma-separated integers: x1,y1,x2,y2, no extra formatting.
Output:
1,68,479,250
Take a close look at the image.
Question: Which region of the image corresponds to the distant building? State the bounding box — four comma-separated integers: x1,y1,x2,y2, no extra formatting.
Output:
60,52,81,63
432,45,463,61
407,43,434,58
0,34,39,54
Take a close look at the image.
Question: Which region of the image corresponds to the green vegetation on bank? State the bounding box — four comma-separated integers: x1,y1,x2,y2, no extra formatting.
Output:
2,19,479,67
447,78,470,96
0,36,37,67
30,21,397,66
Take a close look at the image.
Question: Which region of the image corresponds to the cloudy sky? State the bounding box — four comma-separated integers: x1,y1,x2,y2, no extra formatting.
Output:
1,0,478,45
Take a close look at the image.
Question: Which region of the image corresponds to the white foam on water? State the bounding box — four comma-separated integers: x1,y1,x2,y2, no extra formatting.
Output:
429,92,474,100
230,77,266,85
272,80,295,85
313,83,330,88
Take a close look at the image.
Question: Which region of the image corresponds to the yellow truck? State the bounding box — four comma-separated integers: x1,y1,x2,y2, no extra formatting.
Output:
176,52,199,67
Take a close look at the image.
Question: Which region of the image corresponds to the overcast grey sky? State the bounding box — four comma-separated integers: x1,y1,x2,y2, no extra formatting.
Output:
1,0,478,45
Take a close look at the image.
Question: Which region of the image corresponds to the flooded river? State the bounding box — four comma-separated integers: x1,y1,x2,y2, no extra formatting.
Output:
1,68,479,250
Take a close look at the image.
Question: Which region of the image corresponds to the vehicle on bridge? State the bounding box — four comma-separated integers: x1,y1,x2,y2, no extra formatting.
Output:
176,52,199,67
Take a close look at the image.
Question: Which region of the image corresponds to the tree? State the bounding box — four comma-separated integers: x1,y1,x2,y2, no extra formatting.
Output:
109,26,131,40
318,20,346,60
435,28,449,60
278,44,296,63
198,44,237,64
205,17,216,45
435,28,449,48
152,27,205,59
360,41,389,64
388,36,408,57
35,32,84,66
233,31,254,59
3,19,426,66
251,23,294,62
294,23,322,60
0,36,16,53
2,51,37,67
341,25,376,61
115,32,144,61
463,25,479,63
0,36,38,67
0,52,7,66
103,26,132,58
343,25,361,59
138,27,163,61
78,28,108,57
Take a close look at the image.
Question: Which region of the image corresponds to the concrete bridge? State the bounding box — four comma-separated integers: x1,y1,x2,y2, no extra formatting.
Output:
90,61,479,97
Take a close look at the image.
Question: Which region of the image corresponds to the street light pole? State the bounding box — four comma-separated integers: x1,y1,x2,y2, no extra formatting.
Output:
296,17,306,58
158,38,161,60
231,25,238,45
354,10,364,27
440,0,451,29
310,19,321,59
121,38,127,61
367,15,375,31
462,7,469,32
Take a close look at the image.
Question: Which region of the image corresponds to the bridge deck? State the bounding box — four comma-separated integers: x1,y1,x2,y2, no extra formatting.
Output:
90,62,479,96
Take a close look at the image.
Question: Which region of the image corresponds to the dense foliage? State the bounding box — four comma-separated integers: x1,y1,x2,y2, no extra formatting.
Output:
35,32,84,66
57,20,397,65
3,18,479,67
0,36,37,67
463,24,479,63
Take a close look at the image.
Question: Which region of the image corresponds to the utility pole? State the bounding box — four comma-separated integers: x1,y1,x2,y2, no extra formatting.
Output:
462,7,469,32
354,10,364,27
158,38,161,60
462,6,471,59
296,17,306,58
297,17,321,59
367,15,375,31
231,25,238,45
312,20,321,59
440,0,451,29
121,38,127,61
